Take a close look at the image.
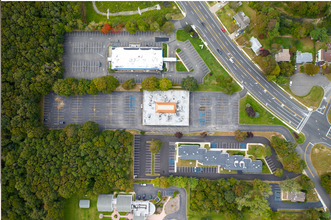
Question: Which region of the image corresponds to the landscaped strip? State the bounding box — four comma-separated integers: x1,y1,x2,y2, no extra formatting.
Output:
152,153,155,175
239,94,305,144
311,144,331,178
176,29,241,93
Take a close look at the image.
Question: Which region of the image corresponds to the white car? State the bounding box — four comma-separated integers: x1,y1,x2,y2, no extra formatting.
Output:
229,57,234,63
141,183,147,186
289,81,292,86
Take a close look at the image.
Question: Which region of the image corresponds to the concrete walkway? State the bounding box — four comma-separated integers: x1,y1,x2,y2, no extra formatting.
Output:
290,73,330,96
146,197,171,220
92,1,160,16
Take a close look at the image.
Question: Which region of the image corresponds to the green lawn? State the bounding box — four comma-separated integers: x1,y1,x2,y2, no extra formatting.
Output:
95,1,160,13
152,153,155,175
311,144,331,178
262,160,271,174
273,37,293,49
176,30,241,93
295,37,314,53
163,43,168,57
226,150,246,156
176,60,188,72
176,48,182,53
64,194,113,220
85,1,181,24
217,6,237,33
177,158,196,167
236,2,256,21
239,94,304,144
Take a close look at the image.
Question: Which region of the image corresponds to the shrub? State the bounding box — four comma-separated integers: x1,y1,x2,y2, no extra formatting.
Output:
258,34,264,39
174,132,183,138
245,106,256,117
234,129,247,141
274,168,283,177
140,131,145,135
292,131,299,139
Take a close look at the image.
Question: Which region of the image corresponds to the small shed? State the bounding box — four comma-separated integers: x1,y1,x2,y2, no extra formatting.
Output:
249,37,262,54
79,200,90,209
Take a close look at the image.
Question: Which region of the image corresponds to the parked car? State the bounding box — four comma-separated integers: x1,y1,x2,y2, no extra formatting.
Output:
99,61,101,67
141,183,147,186
59,121,65,124
149,195,152,200
43,118,48,121
235,33,240,38
221,27,225,32
289,81,292,86
201,22,205,27
217,49,222,55
295,65,297,71
138,195,141,200
143,194,146,200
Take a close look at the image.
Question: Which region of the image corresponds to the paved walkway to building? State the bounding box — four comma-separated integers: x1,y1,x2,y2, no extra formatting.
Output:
146,197,171,220
92,1,160,16
290,73,330,96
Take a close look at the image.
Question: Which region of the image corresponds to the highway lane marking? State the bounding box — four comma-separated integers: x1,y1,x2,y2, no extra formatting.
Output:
323,96,331,115
191,10,195,14
304,143,315,178
190,1,304,120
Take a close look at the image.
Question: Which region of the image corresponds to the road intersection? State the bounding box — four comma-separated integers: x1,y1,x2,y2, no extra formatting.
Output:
179,1,331,211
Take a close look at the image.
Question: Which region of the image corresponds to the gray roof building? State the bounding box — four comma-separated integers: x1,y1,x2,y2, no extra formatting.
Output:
79,200,90,209
97,194,114,212
296,51,313,63
233,11,250,31
178,145,262,173
287,192,306,202
115,195,132,212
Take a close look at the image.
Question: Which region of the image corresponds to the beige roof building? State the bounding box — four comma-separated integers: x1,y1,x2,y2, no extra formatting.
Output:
283,191,306,202
275,49,291,62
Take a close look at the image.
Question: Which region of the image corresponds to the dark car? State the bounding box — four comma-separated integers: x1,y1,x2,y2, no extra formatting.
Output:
99,61,101,67
138,195,141,200
143,194,146,200
59,121,65,124
201,22,205,27
43,118,48,121
217,49,222,55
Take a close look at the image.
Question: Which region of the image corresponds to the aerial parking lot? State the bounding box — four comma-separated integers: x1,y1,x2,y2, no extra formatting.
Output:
43,91,240,132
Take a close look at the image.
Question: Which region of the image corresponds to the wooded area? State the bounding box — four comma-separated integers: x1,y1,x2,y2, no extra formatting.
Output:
1,2,133,220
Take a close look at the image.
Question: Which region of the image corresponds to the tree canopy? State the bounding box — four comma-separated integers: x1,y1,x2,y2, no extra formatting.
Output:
142,76,160,91
181,76,198,92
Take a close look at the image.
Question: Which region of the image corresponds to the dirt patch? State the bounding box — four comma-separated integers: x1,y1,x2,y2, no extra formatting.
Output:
115,83,142,91
165,195,180,215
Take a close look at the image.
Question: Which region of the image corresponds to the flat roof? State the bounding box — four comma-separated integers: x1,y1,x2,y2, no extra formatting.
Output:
155,102,176,113
143,90,189,126
178,145,262,173
111,47,163,70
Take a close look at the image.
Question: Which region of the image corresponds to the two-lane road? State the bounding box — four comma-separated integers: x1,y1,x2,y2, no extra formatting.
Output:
179,1,311,132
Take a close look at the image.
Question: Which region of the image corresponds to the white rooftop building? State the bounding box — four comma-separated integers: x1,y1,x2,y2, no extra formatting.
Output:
143,90,190,126
250,37,262,54
110,47,163,71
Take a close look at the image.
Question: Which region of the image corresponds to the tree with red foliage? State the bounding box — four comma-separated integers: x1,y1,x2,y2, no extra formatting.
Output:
112,23,124,33
258,34,264,39
174,132,183,138
101,23,111,34
200,131,207,138
259,49,270,57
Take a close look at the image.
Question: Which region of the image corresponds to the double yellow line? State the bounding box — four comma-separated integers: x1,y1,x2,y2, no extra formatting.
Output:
189,2,303,119
304,143,315,178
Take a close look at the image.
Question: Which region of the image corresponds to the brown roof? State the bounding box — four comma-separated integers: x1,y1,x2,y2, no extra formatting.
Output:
155,102,176,113
275,49,290,62
324,49,331,62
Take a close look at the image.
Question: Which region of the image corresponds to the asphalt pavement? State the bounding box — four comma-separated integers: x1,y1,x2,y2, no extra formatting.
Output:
268,184,323,211
179,1,331,211
133,134,299,181
179,1,311,132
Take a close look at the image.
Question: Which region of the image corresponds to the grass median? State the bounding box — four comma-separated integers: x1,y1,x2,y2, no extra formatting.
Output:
176,29,241,93
240,94,305,144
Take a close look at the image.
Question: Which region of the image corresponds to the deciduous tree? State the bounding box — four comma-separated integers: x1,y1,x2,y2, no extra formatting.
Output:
149,139,163,153
159,77,172,91
142,76,159,91
181,76,198,92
